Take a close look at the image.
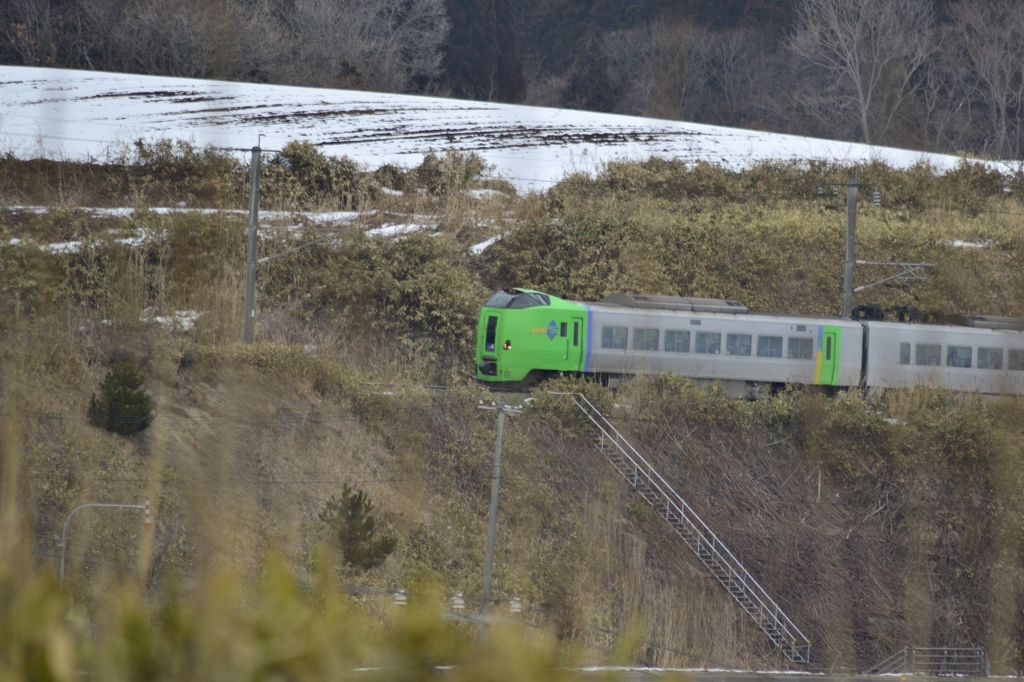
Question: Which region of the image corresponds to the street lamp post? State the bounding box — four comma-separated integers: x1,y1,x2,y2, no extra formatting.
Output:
59,503,145,586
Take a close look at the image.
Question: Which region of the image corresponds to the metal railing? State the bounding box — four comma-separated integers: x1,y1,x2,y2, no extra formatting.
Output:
869,646,989,677
573,394,811,663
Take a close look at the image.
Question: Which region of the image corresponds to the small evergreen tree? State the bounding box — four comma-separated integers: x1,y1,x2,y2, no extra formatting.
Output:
319,485,397,572
88,362,155,435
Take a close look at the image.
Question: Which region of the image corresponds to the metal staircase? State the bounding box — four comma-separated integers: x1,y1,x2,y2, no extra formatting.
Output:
573,395,811,664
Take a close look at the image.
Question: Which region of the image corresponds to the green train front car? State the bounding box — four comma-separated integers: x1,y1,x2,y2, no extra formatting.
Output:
476,289,588,383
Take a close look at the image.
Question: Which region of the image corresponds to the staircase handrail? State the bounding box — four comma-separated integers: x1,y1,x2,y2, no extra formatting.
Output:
869,646,909,674
571,393,810,654
867,646,988,677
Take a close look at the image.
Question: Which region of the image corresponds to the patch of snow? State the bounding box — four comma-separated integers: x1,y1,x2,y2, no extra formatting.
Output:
939,239,993,248
42,240,82,254
470,233,504,254
116,235,148,248
142,309,202,330
366,223,425,238
380,187,403,196
468,188,505,199
0,65,1009,194
5,206,49,215
2,204,364,223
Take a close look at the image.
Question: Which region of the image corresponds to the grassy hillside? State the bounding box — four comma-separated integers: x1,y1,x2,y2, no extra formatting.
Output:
2,142,1024,678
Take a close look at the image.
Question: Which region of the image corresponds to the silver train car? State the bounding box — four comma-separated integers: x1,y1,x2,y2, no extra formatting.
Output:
478,291,1024,397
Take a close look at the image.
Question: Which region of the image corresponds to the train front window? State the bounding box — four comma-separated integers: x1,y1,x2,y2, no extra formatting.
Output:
507,293,551,308
695,332,721,354
915,344,941,366
899,343,911,365
758,336,782,358
788,337,813,360
633,328,659,351
978,348,1003,370
726,334,752,356
485,316,498,352
484,290,550,309
484,291,515,308
947,345,972,368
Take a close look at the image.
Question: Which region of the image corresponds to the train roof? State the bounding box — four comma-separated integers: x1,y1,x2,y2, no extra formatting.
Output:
485,290,1024,332
601,293,748,314
865,319,1024,335
944,314,1024,331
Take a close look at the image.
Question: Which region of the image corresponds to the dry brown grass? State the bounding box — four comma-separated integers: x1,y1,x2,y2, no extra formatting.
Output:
4,149,1024,675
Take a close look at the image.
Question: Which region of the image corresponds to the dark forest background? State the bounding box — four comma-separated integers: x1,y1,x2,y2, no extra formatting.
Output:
2,0,1023,159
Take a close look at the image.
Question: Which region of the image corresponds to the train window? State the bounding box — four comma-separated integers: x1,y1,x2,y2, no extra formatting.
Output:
947,345,972,368
485,316,498,352
757,336,783,358
787,337,813,360
507,292,551,308
665,330,690,352
484,291,515,308
899,343,910,365
484,290,551,308
1009,350,1024,371
726,334,752,356
560,322,567,338
573,322,579,346
601,326,627,349
915,344,941,366
633,328,659,351
695,332,721,354
978,348,1003,370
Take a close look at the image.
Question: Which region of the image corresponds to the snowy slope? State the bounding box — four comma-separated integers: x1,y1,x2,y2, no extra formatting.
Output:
0,66,991,192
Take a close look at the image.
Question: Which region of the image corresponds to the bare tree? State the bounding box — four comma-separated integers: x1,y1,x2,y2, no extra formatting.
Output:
78,0,211,78
260,0,448,93
0,0,60,66
695,28,788,131
646,20,707,122
789,0,936,145
602,26,653,116
68,0,446,93
114,0,210,77
946,0,1024,159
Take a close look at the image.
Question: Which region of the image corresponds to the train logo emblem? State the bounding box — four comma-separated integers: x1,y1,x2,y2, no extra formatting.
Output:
529,321,560,340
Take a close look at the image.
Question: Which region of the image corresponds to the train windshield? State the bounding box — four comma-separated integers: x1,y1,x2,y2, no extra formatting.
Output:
484,290,550,309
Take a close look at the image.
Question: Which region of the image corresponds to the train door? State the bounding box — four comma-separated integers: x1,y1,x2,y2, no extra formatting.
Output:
820,328,839,385
567,317,584,371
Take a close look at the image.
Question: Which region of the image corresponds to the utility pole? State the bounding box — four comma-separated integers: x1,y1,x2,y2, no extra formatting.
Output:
821,171,880,318
842,170,858,319
481,404,505,617
243,146,261,344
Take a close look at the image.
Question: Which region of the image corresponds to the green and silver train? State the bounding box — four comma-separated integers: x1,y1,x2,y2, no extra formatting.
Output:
475,288,1024,396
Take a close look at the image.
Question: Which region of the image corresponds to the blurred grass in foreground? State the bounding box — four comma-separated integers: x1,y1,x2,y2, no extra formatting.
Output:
0,407,649,682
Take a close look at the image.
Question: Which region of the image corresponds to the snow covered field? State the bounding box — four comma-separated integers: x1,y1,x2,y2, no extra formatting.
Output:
0,66,992,193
